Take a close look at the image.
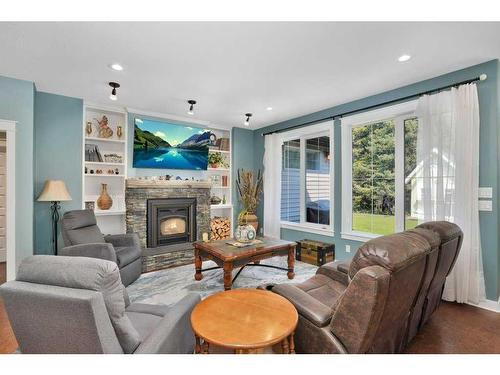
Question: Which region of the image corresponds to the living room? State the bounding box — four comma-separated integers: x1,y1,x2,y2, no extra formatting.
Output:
1,1,500,373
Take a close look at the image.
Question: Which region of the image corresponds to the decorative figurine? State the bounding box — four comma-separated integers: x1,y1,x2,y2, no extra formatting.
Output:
95,115,113,139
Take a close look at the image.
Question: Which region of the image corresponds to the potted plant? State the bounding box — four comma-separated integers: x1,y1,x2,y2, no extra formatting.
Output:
208,152,227,169
236,169,263,232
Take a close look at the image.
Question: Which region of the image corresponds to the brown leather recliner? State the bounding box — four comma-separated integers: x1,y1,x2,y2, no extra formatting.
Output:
413,222,463,330
332,222,463,347
266,221,463,354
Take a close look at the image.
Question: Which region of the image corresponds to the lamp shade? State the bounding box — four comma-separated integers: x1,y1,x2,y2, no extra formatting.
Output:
37,180,72,202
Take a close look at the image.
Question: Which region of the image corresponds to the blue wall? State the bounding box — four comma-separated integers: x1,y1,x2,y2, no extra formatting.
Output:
0,75,35,268
34,91,83,254
232,127,255,227
254,60,500,300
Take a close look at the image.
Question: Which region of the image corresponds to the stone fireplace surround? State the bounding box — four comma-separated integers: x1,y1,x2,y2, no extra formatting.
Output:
125,179,211,272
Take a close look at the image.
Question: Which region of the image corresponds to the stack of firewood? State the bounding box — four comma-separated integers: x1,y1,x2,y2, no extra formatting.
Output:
210,217,231,240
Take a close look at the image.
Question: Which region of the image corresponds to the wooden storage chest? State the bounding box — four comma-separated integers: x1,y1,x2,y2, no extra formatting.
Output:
296,239,334,266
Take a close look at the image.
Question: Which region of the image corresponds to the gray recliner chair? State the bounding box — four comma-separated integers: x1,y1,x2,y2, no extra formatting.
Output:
60,209,142,286
0,255,201,354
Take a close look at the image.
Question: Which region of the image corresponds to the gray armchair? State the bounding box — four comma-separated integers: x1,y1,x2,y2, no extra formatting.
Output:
60,209,142,286
0,255,201,354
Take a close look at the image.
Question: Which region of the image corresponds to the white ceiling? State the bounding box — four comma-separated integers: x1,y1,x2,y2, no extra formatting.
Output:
1,22,499,129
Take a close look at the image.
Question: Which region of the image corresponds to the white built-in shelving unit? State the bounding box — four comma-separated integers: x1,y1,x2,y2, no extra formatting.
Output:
207,127,233,237
82,104,233,237
82,104,128,234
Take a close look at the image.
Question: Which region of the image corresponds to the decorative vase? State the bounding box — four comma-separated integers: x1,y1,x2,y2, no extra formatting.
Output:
235,224,256,243
116,126,123,139
241,211,258,233
85,121,93,136
97,183,113,210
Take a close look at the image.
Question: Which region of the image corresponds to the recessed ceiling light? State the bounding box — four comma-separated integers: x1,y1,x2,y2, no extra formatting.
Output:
398,54,411,62
110,63,123,71
266,107,273,111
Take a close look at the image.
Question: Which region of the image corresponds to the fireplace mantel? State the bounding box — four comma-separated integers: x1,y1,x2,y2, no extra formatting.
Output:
126,179,211,189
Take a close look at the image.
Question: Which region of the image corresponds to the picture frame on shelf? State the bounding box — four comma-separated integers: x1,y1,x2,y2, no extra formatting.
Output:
85,201,95,211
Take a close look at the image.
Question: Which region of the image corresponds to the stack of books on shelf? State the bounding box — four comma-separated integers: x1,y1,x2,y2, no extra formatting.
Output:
85,144,103,162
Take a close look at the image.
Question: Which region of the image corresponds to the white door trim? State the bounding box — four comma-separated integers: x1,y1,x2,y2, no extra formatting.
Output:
0,119,16,281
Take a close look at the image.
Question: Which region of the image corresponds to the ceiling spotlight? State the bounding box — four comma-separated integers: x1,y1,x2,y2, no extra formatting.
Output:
266,107,273,111
110,63,123,71
244,113,252,126
398,54,411,62
109,82,120,101
187,100,197,115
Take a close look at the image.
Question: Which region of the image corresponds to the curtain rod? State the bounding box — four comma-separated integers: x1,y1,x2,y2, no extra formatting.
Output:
261,73,487,137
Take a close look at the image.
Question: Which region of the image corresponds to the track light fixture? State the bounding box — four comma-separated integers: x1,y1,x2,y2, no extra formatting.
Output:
187,100,197,115
244,113,252,126
109,82,120,101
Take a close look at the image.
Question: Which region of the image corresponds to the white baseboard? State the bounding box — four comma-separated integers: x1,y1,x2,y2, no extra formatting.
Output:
466,299,500,313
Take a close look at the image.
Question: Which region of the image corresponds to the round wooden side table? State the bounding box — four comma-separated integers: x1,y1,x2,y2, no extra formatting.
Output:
191,289,298,354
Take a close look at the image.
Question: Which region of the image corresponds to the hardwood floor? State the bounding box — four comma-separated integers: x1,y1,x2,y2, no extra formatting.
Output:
405,301,500,354
0,259,498,354
1,262,18,354
0,262,5,284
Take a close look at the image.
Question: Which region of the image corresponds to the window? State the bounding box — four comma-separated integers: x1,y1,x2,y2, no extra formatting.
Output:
341,101,418,241
280,121,333,235
281,139,300,223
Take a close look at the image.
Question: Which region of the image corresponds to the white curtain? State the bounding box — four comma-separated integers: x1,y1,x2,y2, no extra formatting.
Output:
263,133,282,238
415,83,485,304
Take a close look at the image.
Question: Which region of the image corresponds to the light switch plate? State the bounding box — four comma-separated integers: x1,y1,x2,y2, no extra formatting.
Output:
345,245,351,253
478,200,492,211
479,187,493,199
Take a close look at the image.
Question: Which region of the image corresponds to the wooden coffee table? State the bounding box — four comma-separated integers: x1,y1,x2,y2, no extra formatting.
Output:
193,237,296,290
191,289,298,354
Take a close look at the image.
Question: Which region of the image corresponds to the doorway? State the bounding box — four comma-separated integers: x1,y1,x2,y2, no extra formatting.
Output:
0,120,15,283
0,131,5,284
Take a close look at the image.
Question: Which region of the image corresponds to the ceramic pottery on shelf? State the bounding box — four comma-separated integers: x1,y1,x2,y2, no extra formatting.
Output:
85,121,93,136
235,224,256,243
240,211,258,232
116,126,123,139
97,183,113,210
210,195,222,205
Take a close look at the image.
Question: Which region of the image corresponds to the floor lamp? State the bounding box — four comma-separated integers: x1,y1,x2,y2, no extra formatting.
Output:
37,180,72,255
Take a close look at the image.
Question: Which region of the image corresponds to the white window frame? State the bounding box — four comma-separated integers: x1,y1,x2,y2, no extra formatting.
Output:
280,120,334,236
341,101,417,242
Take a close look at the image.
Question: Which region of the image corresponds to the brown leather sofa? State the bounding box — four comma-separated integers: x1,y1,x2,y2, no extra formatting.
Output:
264,221,462,353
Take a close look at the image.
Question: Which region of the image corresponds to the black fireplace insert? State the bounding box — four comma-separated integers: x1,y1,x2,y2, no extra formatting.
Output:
147,197,197,248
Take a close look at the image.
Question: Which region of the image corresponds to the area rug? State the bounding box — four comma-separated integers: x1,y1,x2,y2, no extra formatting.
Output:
127,256,318,305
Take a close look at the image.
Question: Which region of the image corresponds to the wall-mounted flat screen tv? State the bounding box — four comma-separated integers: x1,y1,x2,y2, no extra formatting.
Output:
133,118,210,170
